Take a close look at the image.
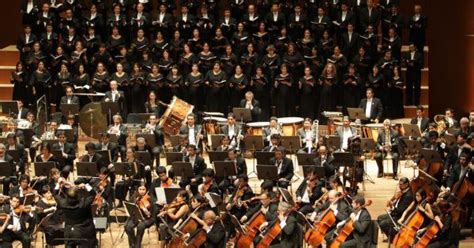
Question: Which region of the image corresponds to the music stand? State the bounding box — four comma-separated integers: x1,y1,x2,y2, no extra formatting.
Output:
281,136,301,154
278,187,295,206
124,201,144,221
113,162,134,176
136,133,156,147
23,193,36,206
256,165,278,181
101,101,120,124
404,139,422,155
402,124,421,138
244,135,265,177
347,108,368,121
205,192,223,208
61,103,79,117
76,162,99,177
155,187,181,204
301,165,326,179
135,151,152,166
332,152,354,168
96,150,111,165
21,129,34,148
0,101,18,116
165,152,183,166
214,161,237,178
360,138,376,184
171,161,194,179
232,108,252,123
0,162,13,177
51,150,66,166
326,135,341,151
5,150,20,163
255,151,274,165
127,113,153,126
210,134,226,150
296,153,317,166
169,135,182,147
34,162,56,177
208,151,228,163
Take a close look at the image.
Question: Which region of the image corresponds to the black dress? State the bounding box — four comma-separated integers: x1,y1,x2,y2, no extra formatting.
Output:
10,70,30,106
198,52,216,76
178,53,197,77
129,72,146,113
367,72,384,100
185,72,204,111
91,71,110,93
250,74,270,121
72,73,90,107
166,74,183,99
299,75,317,119
387,76,405,119
228,74,248,108
30,69,52,103
240,52,259,78
342,73,362,114
205,70,227,113
146,73,166,103
220,53,239,78
318,75,337,121
275,73,293,117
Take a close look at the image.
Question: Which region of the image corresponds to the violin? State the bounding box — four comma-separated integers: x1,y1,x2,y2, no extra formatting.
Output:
137,193,152,218
14,205,35,215
330,200,373,248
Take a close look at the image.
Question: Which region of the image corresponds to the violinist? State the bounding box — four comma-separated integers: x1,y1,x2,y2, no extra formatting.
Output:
134,137,154,186
199,168,221,196
125,184,156,248
47,168,61,195
189,210,226,248
334,195,372,248
3,194,32,248
377,177,414,242
36,185,64,246
397,189,434,228
80,142,107,173
311,190,352,244
151,166,176,204
0,212,11,248
92,167,113,217
96,132,119,163
225,175,254,218
0,143,15,195
295,167,325,214
8,175,35,203
157,190,190,247
180,144,206,195
35,142,60,165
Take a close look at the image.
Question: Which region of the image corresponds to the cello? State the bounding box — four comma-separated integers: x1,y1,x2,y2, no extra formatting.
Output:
256,219,281,248
236,211,266,247
169,205,203,248
304,208,337,246
392,199,427,248
329,200,373,248
412,221,440,248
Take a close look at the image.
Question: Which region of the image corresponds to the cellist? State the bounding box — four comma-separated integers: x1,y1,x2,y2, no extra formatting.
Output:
397,189,434,228
333,195,372,247
377,177,414,242
262,201,302,248
423,200,459,248
189,210,226,247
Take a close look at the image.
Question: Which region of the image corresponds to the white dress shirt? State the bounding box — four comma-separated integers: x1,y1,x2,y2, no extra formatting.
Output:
365,99,372,118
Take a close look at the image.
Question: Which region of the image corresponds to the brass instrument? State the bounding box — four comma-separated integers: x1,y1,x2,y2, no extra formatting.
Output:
434,115,448,134
142,123,155,134
236,124,244,151
312,120,319,148
108,124,121,135
385,129,392,160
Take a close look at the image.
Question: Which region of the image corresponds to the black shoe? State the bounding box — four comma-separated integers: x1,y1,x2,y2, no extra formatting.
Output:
393,175,399,180
377,173,383,178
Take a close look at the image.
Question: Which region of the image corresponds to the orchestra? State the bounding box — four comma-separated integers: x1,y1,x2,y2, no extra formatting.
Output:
0,0,473,247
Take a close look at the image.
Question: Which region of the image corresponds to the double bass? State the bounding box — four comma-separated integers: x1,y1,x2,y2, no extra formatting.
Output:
329,200,373,248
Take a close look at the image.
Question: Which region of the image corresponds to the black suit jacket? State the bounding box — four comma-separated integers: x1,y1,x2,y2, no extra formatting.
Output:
317,199,352,222
205,221,226,248
80,152,106,171
16,107,29,119
275,214,302,248
358,97,383,121
239,99,261,121
52,141,76,166
390,189,414,219
410,117,429,134
352,208,372,245
60,95,80,105
295,179,324,204
358,7,381,31
224,157,247,176
184,155,206,183
270,157,294,182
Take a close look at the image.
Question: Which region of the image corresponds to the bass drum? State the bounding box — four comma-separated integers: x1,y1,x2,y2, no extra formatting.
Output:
278,117,304,136
159,96,194,135
79,102,107,139
247,122,269,135
203,117,227,134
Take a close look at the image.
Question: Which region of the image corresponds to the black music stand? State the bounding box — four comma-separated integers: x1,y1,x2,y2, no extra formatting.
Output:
214,161,237,179
256,165,278,181
232,108,252,123
169,135,182,147
96,150,111,165
51,150,66,166
347,108,368,121
402,124,421,138
21,129,34,148
205,192,223,208
127,113,153,126
23,193,36,206
0,101,18,116
296,153,317,166
113,162,136,176
101,101,120,124
255,151,274,165
278,187,295,206
326,135,341,151
135,151,152,166
208,151,228,163
5,150,20,163
165,152,183,166
61,103,79,117
124,201,144,221
404,139,422,155
155,187,181,204
136,133,156,147
301,165,326,179
171,161,194,179
281,136,301,154
0,162,13,177
76,162,99,177
34,162,56,177
244,135,264,177
210,134,226,150
332,152,354,168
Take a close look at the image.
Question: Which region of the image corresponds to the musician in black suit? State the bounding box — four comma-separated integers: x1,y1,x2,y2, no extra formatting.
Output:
358,88,383,123
271,201,303,248
60,86,80,105
5,133,27,175
0,143,17,195
338,195,372,247
377,177,414,241
267,147,294,188
314,146,336,179
55,182,97,247
104,80,126,117
96,133,119,163
219,149,247,193
189,210,225,248
410,105,430,134
239,91,262,122
446,152,472,190
375,119,400,179
179,144,207,195
295,167,325,214
52,131,75,178
220,113,243,150
445,133,469,173
80,142,106,173
179,114,203,148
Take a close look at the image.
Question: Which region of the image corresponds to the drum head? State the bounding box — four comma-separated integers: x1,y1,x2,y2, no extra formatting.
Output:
247,121,270,127
203,117,227,122
278,117,304,124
